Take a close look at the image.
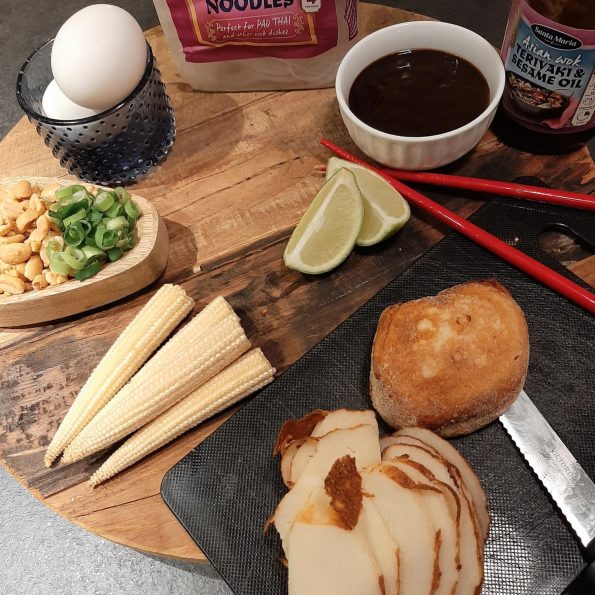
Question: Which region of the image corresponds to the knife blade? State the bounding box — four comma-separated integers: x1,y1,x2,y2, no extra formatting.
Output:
500,390,595,547
500,390,595,594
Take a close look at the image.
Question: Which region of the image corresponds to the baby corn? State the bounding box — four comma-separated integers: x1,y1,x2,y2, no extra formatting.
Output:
44,284,194,467
86,295,236,403
90,349,275,486
133,295,236,381
62,308,251,464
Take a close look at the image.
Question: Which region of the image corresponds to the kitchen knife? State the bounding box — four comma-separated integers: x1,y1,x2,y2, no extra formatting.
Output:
500,390,595,595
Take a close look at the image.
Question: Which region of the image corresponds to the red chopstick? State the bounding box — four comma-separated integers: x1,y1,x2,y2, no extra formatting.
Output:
379,168,595,212
320,139,595,315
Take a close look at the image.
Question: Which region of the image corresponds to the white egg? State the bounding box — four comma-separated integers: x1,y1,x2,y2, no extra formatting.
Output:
51,4,147,111
42,79,101,120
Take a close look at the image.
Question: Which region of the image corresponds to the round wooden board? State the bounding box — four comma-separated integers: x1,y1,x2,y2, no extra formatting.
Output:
1,3,594,564
0,177,169,326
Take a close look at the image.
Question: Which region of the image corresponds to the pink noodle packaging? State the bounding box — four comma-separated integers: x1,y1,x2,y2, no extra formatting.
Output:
154,0,358,90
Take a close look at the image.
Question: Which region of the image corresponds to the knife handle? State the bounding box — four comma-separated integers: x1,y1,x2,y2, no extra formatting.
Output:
562,539,595,595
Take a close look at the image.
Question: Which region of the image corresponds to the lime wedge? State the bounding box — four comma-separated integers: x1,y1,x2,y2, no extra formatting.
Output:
326,157,411,247
284,169,363,274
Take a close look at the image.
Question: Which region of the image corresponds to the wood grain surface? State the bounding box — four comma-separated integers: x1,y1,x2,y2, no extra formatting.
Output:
1,4,594,562
0,177,168,326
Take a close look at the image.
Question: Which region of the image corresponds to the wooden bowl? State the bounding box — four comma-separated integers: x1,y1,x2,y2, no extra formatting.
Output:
0,176,168,327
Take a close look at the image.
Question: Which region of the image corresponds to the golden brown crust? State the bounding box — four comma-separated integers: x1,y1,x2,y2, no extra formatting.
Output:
370,280,529,437
273,410,328,455
431,530,442,595
324,455,363,530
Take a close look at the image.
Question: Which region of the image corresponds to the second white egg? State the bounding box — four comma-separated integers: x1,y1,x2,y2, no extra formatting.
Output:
42,80,101,120
51,4,147,111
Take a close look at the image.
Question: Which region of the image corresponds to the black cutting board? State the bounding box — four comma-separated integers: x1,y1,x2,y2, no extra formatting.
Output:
162,192,595,595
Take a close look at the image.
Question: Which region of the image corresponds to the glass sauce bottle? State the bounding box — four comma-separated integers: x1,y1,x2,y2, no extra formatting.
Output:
501,0,595,135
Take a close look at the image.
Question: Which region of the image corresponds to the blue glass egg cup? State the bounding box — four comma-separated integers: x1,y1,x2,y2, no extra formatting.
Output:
16,40,175,185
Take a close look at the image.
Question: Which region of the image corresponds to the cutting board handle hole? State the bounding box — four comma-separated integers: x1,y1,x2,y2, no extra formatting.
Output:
538,225,595,287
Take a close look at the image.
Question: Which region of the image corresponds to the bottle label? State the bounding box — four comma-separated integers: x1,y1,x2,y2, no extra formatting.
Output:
501,0,595,132
165,0,357,63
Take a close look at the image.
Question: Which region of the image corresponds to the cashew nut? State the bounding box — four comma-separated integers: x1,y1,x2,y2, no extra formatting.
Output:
39,243,49,267
24,255,43,281
0,242,32,264
84,184,98,196
1,199,24,220
0,234,25,245
0,274,25,294
48,218,61,233
16,209,39,233
7,266,27,281
40,183,61,202
29,194,45,217
0,224,11,237
45,271,68,286
32,274,49,290
11,180,32,200
29,215,49,243
30,240,42,253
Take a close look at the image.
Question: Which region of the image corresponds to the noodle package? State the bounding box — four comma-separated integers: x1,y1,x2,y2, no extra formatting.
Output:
154,0,358,91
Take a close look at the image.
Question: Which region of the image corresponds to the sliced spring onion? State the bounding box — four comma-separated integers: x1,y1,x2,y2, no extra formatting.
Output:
82,245,105,261
106,247,123,262
46,238,64,257
87,209,103,225
116,235,135,250
104,202,122,218
72,189,91,203
55,195,77,208
63,208,87,228
124,200,140,220
55,184,85,200
95,225,118,249
64,222,86,247
85,235,98,248
94,191,116,212
62,246,87,270
115,187,131,202
79,220,92,234
75,260,102,281
45,184,141,283
105,216,128,232
50,199,89,221
55,194,89,211
49,252,72,275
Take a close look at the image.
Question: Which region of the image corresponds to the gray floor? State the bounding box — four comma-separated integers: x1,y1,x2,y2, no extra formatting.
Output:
0,468,232,595
0,1,511,594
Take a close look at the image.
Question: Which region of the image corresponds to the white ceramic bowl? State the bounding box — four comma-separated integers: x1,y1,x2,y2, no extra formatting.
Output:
335,21,506,170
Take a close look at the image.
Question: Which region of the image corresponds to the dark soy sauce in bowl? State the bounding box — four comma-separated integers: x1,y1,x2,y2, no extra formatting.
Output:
348,49,491,137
